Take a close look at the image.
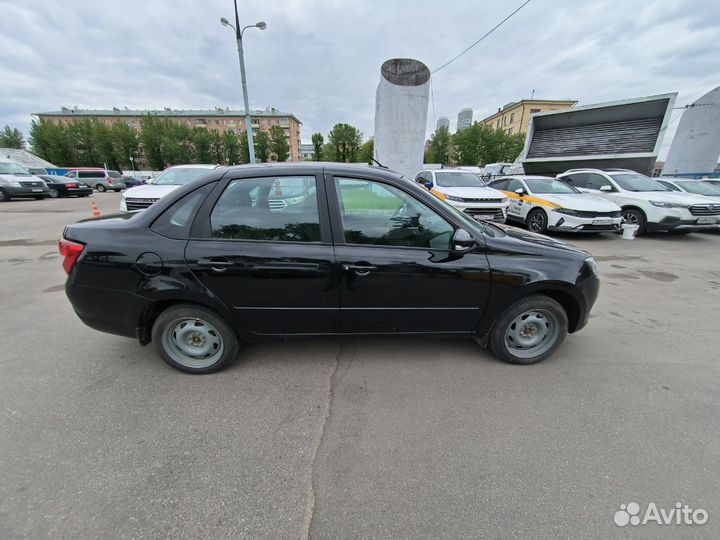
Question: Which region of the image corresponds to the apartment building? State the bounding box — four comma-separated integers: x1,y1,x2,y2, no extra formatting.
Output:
34,107,303,162
479,99,577,136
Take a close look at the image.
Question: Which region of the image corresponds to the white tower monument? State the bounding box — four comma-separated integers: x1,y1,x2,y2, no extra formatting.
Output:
663,85,720,175
374,58,430,179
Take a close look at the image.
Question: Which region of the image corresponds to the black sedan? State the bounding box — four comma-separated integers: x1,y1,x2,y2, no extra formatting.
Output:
39,175,93,198
60,163,600,373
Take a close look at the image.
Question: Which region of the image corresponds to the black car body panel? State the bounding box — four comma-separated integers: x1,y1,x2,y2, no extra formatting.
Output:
39,175,93,197
63,163,599,345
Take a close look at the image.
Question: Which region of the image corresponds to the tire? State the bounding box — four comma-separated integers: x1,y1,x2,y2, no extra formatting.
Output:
621,207,646,235
151,303,240,374
96,184,106,192
489,295,568,365
526,208,548,234
49,188,60,198
0,188,9,202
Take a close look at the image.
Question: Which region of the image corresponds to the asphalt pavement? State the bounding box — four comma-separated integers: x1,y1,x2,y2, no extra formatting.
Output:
1,192,718,539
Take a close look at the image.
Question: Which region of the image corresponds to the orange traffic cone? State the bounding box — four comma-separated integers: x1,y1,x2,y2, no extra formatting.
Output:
91,200,101,218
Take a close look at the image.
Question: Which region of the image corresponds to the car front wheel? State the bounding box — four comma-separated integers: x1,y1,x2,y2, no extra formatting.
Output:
151,303,240,374
489,295,568,365
0,189,10,202
621,208,646,234
526,208,548,234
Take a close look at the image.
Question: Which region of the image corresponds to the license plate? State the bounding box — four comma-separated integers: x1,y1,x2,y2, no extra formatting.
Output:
593,219,614,225
473,215,494,220
78,184,88,188
697,217,717,224
32,188,42,192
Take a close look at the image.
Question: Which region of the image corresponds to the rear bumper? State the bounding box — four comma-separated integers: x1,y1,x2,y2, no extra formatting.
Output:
66,283,149,339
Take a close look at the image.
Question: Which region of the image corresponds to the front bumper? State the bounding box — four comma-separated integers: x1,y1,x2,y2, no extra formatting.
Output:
6,185,50,197
647,216,720,231
548,213,622,233
446,201,508,223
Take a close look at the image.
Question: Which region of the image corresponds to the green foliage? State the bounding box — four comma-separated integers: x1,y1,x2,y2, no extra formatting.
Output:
29,119,74,165
192,127,212,163
269,125,290,162
222,130,240,165
452,122,525,166
208,130,223,163
428,126,451,164
311,132,324,160
327,123,362,162
255,130,270,163
110,121,139,169
0,125,24,148
239,131,250,163
359,137,374,163
93,121,122,171
321,143,335,161
139,115,166,170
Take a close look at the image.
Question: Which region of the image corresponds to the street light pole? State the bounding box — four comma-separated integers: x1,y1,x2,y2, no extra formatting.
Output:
221,1,266,164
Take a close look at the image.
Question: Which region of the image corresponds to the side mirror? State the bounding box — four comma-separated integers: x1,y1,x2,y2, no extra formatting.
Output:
452,228,476,252
514,187,526,196
599,185,613,192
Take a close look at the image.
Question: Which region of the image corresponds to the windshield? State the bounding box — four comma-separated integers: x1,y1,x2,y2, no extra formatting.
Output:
0,162,31,175
152,167,212,185
610,172,668,192
525,178,579,194
678,181,720,196
435,171,485,188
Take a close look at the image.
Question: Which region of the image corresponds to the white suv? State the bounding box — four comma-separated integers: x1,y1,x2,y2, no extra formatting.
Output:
414,169,509,223
557,169,720,234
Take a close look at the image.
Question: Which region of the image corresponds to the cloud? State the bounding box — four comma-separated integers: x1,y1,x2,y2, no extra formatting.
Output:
1,0,718,159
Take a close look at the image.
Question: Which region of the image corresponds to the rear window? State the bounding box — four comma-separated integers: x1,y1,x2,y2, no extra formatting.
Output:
78,171,105,179
107,171,122,178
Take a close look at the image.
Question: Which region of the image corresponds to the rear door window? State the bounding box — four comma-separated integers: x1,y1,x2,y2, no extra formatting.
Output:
79,171,104,179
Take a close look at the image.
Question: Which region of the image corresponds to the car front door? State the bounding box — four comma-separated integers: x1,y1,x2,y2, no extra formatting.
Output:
327,174,492,334
184,173,339,336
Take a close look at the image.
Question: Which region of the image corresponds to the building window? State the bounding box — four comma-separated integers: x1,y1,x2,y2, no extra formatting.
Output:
496,120,501,129
279,118,289,125
508,128,514,135
510,112,515,123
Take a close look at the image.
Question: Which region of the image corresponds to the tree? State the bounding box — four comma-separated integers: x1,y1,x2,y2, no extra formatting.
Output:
67,119,101,166
452,122,483,165
359,137,374,163
428,126,451,164
110,121,139,170
222,131,240,165
208,130,224,163
269,125,290,162
93,121,122,171
29,119,74,165
162,121,193,165
321,143,335,161
311,132,324,160
452,123,526,166
192,127,212,163
255,130,270,163
139,115,166,170
328,123,362,162
0,125,24,149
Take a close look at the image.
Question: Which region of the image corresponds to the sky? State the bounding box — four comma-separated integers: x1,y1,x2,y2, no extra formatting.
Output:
1,0,719,158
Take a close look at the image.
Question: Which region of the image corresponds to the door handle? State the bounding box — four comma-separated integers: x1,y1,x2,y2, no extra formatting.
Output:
197,258,233,272
343,264,377,276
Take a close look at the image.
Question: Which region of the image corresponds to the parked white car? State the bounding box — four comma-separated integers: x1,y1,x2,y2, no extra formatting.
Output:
487,176,622,234
557,169,720,234
413,169,509,223
655,177,720,200
120,164,222,211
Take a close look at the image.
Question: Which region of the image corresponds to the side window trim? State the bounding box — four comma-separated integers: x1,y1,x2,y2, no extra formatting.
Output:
190,173,331,244
327,175,456,251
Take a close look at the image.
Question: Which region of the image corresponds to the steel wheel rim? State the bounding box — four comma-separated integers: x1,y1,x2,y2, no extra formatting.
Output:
161,317,224,369
504,309,559,359
528,212,545,232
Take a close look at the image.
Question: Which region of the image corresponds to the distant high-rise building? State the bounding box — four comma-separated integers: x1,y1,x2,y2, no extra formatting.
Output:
456,108,473,131
436,116,450,131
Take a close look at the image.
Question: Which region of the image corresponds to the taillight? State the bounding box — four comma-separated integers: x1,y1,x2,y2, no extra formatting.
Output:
58,238,85,275
66,183,77,188
107,179,112,185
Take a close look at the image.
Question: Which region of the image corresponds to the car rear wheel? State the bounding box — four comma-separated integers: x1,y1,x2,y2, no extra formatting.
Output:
621,208,646,234
526,208,548,234
0,189,9,202
49,188,59,198
96,184,106,192
151,303,240,374
489,295,568,365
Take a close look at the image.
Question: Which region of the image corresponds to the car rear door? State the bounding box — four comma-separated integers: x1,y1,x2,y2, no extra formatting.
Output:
326,172,491,334
184,171,339,336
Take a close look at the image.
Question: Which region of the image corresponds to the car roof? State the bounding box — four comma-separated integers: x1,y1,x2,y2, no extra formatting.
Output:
163,163,223,170
222,162,405,182
494,175,556,181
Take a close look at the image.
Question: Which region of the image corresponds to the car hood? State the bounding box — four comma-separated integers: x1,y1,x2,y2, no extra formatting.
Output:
489,222,590,256
537,193,620,211
435,186,505,199
618,191,710,205
122,184,180,199
0,173,47,184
